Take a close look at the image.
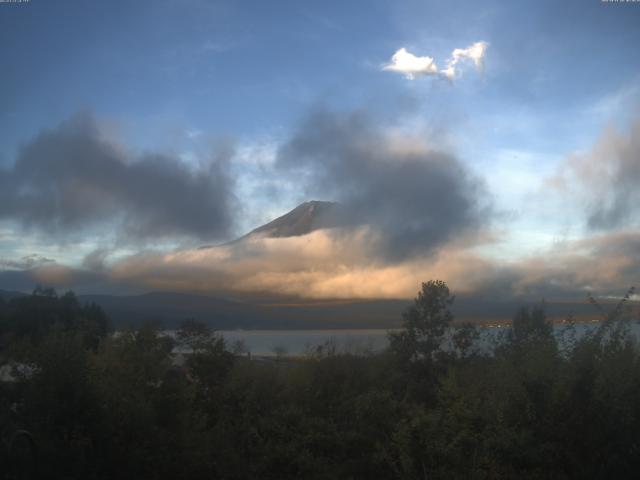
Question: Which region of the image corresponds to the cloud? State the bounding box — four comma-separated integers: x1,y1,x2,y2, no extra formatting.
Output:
82,248,112,271
0,107,496,300
501,230,640,299
186,128,204,139
86,225,640,301
0,263,110,294
551,117,640,230
0,112,235,243
3,225,636,302
382,48,439,80
5,108,636,304
101,228,499,299
442,41,488,80
382,41,488,81
0,254,55,271
275,108,491,260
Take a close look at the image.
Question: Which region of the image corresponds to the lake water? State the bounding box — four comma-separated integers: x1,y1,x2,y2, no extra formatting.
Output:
214,321,640,356
219,329,390,356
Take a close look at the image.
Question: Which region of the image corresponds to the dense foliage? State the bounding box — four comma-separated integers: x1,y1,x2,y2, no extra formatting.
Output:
1,282,639,479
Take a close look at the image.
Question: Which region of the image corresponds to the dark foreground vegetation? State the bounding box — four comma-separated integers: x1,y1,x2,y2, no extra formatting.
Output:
1,281,639,479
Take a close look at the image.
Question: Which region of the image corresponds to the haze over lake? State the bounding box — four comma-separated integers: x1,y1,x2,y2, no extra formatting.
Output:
196,322,640,356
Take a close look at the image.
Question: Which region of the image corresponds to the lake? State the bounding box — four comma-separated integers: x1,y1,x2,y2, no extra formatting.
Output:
218,329,390,356
213,321,640,356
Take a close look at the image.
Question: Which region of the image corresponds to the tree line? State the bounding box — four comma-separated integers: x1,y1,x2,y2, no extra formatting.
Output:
1,281,639,479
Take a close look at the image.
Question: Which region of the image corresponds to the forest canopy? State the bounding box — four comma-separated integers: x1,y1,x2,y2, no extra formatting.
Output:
1,281,639,479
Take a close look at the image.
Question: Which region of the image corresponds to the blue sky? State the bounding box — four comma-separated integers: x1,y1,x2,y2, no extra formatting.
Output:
1,0,640,299
3,0,638,151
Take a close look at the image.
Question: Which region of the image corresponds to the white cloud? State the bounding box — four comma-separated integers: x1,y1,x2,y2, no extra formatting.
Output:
382,48,439,80
383,41,488,81
443,41,488,80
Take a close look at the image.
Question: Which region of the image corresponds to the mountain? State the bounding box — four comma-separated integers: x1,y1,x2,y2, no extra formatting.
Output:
69,293,606,329
199,201,343,249
3,287,610,330
0,289,28,301
78,291,406,329
200,200,343,249
246,200,341,238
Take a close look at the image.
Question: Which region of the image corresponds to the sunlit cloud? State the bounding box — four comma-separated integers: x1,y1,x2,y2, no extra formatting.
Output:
442,41,488,79
382,48,439,80
2,222,637,301
71,224,639,301
383,41,488,81
105,228,498,299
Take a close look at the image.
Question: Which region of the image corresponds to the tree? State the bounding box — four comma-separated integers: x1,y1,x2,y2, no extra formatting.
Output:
176,318,213,353
509,304,552,345
452,322,480,359
2,289,110,350
389,280,455,363
178,319,234,393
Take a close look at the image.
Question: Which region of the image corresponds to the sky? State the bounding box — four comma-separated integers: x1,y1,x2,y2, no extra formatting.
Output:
1,0,640,300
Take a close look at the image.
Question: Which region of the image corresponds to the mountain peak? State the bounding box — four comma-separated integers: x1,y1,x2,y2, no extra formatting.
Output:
247,200,339,238
199,201,342,249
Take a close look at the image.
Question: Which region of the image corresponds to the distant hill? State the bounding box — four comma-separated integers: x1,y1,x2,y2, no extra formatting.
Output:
0,289,28,301
3,285,618,330
78,291,408,330
73,291,612,330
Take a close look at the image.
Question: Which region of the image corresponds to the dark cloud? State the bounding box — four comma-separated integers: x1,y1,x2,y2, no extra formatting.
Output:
0,264,112,295
554,118,640,231
0,112,235,242
82,248,112,271
587,122,640,229
468,230,640,302
276,108,491,259
0,254,55,270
